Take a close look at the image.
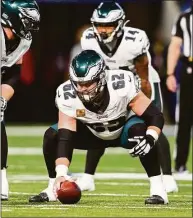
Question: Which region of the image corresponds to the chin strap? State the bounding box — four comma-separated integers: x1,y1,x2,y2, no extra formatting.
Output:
123,20,130,27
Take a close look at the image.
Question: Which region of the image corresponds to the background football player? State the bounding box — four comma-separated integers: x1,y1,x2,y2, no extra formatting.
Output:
1,0,40,200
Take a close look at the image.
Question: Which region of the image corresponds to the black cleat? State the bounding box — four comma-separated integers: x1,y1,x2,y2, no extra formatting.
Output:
29,192,49,203
174,166,189,174
1,194,8,201
145,195,166,205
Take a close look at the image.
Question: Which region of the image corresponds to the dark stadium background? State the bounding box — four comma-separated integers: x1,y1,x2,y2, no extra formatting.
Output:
4,0,188,123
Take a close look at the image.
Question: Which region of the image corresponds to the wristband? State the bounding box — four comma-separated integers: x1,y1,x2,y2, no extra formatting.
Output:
146,129,159,141
55,165,68,178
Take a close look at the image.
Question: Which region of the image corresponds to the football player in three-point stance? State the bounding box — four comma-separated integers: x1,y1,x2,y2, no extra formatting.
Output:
30,1,177,201
1,0,40,200
30,50,169,204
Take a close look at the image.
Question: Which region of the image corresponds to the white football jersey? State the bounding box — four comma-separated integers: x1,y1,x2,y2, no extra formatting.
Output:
81,26,160,83
1,25,32,68
56,69,140,140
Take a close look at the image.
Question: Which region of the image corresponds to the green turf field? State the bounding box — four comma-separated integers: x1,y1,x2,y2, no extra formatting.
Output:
2,135,192,217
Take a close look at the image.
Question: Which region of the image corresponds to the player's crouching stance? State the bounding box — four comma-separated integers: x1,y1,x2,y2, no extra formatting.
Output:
1,0,40,201
29,50,168,204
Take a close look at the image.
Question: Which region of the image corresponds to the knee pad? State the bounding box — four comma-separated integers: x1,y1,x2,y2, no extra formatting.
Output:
121,123,147,149
128,123,147,149
43,127,58,152
42,127,58,178
2,65,21,90
128,123,147,138
44,126,58,140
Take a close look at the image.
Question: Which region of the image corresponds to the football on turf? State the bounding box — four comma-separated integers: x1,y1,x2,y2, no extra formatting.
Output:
57,180,81,204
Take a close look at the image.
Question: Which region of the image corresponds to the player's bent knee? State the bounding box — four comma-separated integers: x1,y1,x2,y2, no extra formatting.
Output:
43,127,58,151
121,122,147,149
44,127,58,140
128,123,147,138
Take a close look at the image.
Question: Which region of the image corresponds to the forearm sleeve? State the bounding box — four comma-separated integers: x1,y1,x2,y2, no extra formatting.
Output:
57,128,76,162
140,102,164,130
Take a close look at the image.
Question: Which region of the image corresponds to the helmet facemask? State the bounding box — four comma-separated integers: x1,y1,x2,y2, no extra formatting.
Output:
71,70,106,105
17,6,40,40
92,18,124,44
20,16,39,39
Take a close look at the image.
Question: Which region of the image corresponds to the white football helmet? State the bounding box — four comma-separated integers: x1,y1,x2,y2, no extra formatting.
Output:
69,50,106,104
90,1,125,44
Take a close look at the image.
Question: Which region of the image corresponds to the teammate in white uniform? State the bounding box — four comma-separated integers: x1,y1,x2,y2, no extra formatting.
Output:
30,50,169,204
1,0,40,200
76,1,177,193
81,26,160,94
29,2,177,203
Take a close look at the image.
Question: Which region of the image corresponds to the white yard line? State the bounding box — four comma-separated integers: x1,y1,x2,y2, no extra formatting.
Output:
9,192,192,198
85,193,192,198
95,182,192,187
9,180,192,187
6,126,47,136
1,209,12,212
9,147,129,155
41,207,69,210
10,191,37,195
6,125,177,136
11,180,48,184
8,173,193,181
2,203,192,210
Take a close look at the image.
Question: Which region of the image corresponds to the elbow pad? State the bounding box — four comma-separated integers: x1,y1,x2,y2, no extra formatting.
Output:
2,65,21,89
141,102,164,130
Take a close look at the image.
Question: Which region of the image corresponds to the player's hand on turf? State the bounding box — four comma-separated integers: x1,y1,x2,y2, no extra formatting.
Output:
128,135,155,157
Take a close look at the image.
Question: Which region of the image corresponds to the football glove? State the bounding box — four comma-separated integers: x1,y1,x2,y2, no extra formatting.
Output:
128,134,155,157
0,97,7,122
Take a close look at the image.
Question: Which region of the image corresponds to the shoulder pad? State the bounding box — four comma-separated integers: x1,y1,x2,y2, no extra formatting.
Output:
107,69,140,100
123,27,150,56
82,27,95,40
81,27,95,50
124,27,147,42
108,69,141,104
55,81,77,117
